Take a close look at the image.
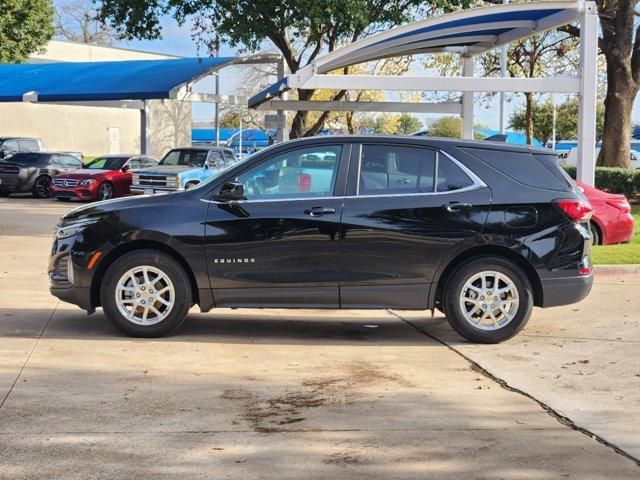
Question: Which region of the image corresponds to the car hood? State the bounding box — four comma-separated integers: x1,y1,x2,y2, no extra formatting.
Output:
61,191,179,223
56,169,113,179
135,165,194,175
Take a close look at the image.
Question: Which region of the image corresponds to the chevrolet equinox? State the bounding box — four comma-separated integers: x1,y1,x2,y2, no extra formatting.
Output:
49,136,593,343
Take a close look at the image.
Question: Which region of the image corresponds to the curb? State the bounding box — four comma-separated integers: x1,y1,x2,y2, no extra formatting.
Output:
594,264,640,277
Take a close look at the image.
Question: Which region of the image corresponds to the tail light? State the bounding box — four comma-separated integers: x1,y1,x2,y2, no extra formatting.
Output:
605,197,631,213
298,173,311,193
555,199,593,222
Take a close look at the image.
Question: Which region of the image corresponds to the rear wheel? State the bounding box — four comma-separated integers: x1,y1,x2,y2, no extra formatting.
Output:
589,221,601,245
97,182,114,200
32,175,52,198
443,256,533,343
100,250,192,337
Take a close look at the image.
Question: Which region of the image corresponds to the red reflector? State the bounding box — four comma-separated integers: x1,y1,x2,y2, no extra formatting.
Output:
555,199,593,222
298,173,311,193
579,255,592,275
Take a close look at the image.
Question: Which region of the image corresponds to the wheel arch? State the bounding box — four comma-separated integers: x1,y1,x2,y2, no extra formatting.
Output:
431,245,543,309
589,218,604,245
90,239,200,309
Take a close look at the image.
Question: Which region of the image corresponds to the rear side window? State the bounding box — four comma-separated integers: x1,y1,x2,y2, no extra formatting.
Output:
437,156,474,192
462,147,568,191
534,153,577,192
359,145,436,194
18,139,39,152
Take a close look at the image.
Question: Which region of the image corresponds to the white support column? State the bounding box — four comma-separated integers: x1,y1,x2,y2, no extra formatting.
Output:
276,58,289,143
140,100,152,155
576,2,598,186
461,55,475,139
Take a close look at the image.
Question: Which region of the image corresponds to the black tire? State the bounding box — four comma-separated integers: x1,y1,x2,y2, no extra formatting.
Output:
97,182,114,200
32,175,52,198
589,221,601,245
443,256,534,343
100,249,192,337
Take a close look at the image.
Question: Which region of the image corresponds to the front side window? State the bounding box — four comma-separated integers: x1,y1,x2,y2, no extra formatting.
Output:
160,150,208,167
359,145,436,195
18,139,39,151
235,145,342,201
86,156,127,170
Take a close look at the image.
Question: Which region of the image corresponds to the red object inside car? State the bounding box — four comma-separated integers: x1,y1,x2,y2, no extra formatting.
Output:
575,181,635,245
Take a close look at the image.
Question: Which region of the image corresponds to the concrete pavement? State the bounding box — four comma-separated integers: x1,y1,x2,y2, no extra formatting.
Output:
0,197,639,478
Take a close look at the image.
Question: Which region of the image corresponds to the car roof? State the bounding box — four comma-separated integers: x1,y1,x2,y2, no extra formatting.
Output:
0,136,41,141
274,134,553,155
167,146,233,152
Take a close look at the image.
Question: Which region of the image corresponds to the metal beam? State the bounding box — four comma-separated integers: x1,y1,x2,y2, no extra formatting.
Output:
576,1,598,186
140,100,152,155
186,93,248,105
276,58,289,142
289,74,581,93
461,56,475,139
42,100,145,109
256,99,462,114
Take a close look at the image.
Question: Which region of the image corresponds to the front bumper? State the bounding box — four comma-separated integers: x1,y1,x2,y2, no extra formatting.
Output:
48,226,113,312
130,186,179,195
540,272,593,308
51,186,97,201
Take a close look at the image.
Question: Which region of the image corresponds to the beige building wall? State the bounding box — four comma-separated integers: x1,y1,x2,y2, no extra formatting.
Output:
0,40,192,158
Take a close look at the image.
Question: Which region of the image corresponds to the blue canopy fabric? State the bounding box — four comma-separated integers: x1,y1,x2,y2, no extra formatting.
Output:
192,128,239,143
0,57,236,102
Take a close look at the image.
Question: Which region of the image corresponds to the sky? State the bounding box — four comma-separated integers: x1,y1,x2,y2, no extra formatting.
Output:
54,2,640,134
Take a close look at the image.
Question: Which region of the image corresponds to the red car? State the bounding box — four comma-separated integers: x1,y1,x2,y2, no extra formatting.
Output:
576,181,635,245
52,154,158,201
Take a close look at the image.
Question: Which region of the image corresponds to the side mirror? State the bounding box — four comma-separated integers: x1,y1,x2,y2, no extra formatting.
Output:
203,159,210,170
217,181,244,202
121,164,131,173
0,150,6,159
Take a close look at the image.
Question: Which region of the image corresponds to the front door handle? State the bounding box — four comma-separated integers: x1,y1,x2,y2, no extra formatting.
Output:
304,206,336,217
444,202,473,213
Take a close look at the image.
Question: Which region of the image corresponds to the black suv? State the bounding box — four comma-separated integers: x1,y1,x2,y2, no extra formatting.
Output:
49,136,593,343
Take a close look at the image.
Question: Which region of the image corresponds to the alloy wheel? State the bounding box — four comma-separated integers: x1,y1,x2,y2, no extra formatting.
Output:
458,270,519,331
99,183,113,200
115,266,175,325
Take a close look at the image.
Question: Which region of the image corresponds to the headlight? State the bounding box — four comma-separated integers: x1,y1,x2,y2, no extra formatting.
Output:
55,218,99,239
167,176,180,188
80,179,95,186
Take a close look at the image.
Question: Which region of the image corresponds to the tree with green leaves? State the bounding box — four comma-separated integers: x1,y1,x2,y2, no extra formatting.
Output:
97,0,471,138
508,97,605,146
0,0,54,63
397,113,423,134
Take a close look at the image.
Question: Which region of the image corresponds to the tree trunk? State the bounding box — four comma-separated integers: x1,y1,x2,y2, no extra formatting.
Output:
289,89,314,139
524,92,534,145
598,53,637,168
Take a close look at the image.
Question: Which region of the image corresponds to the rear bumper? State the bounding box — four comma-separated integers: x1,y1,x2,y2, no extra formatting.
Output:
540,273,593,308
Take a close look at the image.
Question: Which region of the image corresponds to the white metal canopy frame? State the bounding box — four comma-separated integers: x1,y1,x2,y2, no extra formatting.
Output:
249,0,599,185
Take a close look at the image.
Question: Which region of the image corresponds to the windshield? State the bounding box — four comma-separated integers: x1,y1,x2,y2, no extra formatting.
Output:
85,156,128,170
4,153,42,164
160,150,208,167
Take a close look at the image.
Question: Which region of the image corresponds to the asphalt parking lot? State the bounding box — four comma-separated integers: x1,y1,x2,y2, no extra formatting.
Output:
1,196,639,479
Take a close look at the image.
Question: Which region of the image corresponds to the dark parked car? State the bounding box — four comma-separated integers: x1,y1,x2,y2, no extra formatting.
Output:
0,137,43,160
0,152,83,198
52,154,158,201
49,136,593,343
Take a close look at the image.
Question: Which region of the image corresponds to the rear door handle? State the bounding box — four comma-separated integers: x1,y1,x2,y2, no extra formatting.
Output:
444,202,473,213
304,206,336,217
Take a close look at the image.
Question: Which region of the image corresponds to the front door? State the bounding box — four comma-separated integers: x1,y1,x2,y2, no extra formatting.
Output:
204,143,349,307
339,143,491,309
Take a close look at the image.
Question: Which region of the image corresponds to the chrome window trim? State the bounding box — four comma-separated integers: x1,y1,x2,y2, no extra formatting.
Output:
200,145,487,204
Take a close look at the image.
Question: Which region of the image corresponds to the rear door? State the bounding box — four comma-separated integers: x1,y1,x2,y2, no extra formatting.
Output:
339,142,491,309
204,143,349,307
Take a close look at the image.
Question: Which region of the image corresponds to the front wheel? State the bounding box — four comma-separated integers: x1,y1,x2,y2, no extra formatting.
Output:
443,256,534,343
97,182,114,200
100,250,192,337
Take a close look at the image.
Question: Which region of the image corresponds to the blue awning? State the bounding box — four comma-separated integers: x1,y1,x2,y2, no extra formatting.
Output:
0,57,237,102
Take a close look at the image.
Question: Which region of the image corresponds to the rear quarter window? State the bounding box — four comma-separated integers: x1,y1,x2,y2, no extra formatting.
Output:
462,147,568,191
